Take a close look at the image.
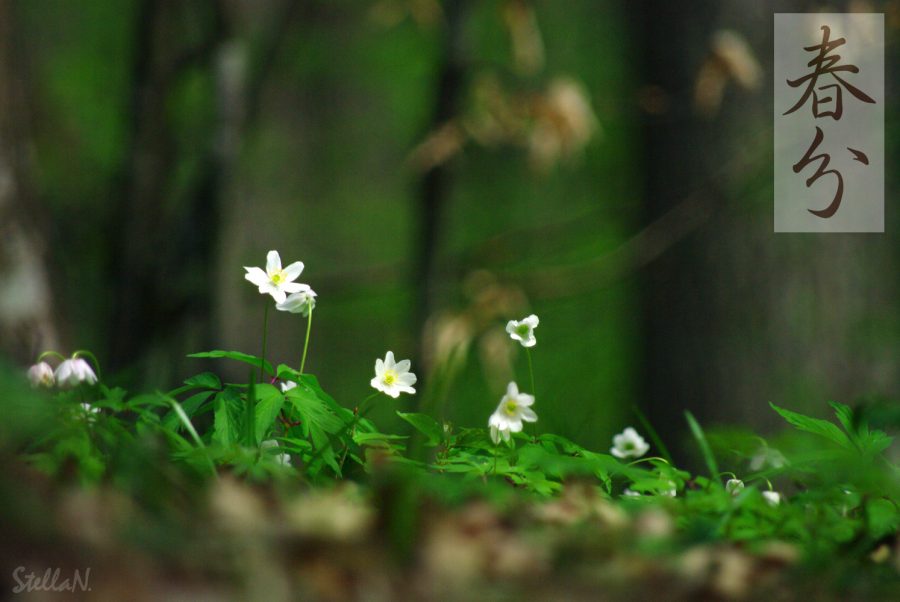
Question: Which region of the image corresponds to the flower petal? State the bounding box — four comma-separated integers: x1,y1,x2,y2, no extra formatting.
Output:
518,393,535,407
394,359,411,374
244,267,269,287
384,351,395,369
523,314,539,328
266,250,282,274
282,261,305,282
505,320,518,335
397,372,417,386
521,407,538,422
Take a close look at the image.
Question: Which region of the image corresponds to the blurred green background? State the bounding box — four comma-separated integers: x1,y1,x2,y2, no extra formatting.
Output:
1,0,898,458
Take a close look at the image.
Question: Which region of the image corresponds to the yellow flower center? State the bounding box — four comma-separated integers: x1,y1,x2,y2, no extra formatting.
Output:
504,399,518,416
383,370,398,386
271,271,285,284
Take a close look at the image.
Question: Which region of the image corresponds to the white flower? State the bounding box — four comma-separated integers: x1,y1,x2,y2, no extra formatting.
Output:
280,380,297,393
55,358,98,387
244,250,309,304
624,482,676,497
762,490,781,507
610,427,650,459
27,362,55,388
276,288,317,316
726,478,745,496
749,447,786,471
261,439,291,466
505,314,539,347
370,351,417,398
488,381,537,444
80,403,101,421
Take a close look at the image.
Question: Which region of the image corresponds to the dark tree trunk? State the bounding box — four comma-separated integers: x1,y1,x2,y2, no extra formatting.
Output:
413,0,468,385
633,0,899,458
0,0,61,364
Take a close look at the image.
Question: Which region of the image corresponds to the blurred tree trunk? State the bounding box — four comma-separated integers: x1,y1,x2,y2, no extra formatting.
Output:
108,0,227,380
0,0,60,364
634,0,899,456
413,0,468,384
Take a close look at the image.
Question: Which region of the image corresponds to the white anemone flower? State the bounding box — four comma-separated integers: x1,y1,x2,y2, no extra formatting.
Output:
726,478,745,496
610,427,650,459
27,362,55,388
725,479,744,495
762,490,781,507
81,403,101,421
244,250,309,304
370,351,417,398
505,314,540,347
749,447,786,471
261,439,291,466
280,380,297,393
55,358,98,387
276,288,317,317
488,381,537,444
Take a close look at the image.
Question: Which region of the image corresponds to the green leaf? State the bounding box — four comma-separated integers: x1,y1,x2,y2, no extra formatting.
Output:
212,387,243,447
396,411,443,446
254,383,284,444
685,411,719,479
184,372,221,390
189,350,274,377
244,375,258,447
163,390,214,430
770,402,853,450
830,401,855,436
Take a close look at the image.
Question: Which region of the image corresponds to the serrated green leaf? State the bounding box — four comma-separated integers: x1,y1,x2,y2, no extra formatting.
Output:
184,372,221,390
212,387,243,447
770,402,853,450
189,350,273,377
254,383,284,444
163,390,214,430
397,411,443,446
830,401,855,435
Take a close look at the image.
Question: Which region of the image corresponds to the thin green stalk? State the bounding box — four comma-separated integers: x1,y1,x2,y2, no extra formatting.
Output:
260,302,270,380
337,392,380,472
37,350,67,363
299,306,314,375
73,349,103,381
525,347,537,439
631,404,673,465
169,399,218,480
525,347,536,395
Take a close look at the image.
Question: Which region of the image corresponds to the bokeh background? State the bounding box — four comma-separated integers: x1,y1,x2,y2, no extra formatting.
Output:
1,0,898,459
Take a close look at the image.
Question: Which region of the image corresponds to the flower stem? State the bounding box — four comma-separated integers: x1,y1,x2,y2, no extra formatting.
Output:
525,347,536,395
525,347,537,439
260,302,270,381
337,392,380,473
299,306,314,375
73,349,103,381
